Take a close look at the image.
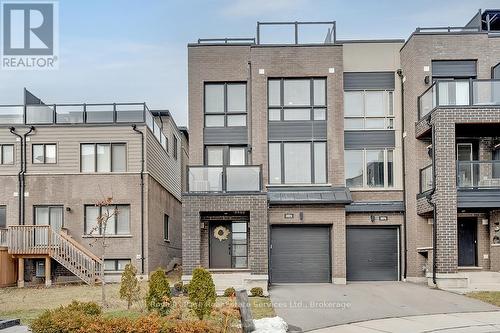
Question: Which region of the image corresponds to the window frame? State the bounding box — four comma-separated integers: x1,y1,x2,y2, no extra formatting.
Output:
0,144,14,165
84,204,131,236
231,222,248,269
33,205,64,228
344,148,395,189
173,135,178,160
80,143,127,173
204,82,247,128
204,145,248,166
32,143,57,164
163,214,169,242
104,259,131,272
268,77,327,122
344,90,395,130
0,205,6,228
268,141,328,185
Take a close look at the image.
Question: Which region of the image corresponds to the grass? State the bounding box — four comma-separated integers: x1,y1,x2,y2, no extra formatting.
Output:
467,291,500,307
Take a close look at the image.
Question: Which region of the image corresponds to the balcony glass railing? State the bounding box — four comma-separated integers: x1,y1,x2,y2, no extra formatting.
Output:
419,164,433,193
457,160,500,188
418,79,500,119
188,165,262,193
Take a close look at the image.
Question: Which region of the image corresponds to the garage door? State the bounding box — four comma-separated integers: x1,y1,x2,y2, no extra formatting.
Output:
270,226,331,283
347,227,399,281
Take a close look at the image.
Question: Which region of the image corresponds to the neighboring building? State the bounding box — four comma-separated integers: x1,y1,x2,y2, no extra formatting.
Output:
183,10,500,293
0,90,187,287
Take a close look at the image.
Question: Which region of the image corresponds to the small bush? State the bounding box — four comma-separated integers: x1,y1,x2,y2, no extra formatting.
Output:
146,268,172,316
174,281,183,292
119,263,141,310
250,287,264,297
188,267,216,320
182,283,190,295
223,287,236,297
30,301,101,333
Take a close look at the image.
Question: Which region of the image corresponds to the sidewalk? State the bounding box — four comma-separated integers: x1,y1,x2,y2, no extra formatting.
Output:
310,311,500,333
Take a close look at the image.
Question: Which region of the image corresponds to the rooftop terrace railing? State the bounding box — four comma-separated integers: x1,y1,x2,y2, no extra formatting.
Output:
415,26,481,33
197,38,256,44
257,21,336,45
418,79,500,119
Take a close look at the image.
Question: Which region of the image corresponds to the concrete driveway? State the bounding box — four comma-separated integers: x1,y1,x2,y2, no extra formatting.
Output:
269,282,499,332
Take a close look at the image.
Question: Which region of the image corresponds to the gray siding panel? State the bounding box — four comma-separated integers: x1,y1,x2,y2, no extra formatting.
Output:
457,190,500,208
493,64,500,79
344,72,395,90
270,226,331,283
204,127,248,145
268,121,327,141
432,60,477,78
346,201,404,212
344,130,395,149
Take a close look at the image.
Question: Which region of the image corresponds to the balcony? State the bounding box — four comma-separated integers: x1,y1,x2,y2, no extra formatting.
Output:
187,165,262,193
457,160,500,189
419,164,433,193
418,79,500,119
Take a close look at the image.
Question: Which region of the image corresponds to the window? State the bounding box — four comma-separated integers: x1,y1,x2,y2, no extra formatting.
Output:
344,149,395,189
80,143,126,172
104,259,130,272
163,214,169,241
269,142,327,185
205,145,246,166
32,144,56,164
344,91,394,130
205,83,246,127
0,206,5,228
231,222,248,269
85,204,130,235
34,206,63,230
173,135,178,160
268,78,326,121
0,145,14,165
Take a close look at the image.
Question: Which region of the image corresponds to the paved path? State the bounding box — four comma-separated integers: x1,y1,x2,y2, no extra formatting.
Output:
269,282,499,332
310,311,500,333
1,326,29,333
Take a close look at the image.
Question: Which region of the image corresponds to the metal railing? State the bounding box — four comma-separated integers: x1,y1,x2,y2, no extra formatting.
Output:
415,26,481,33
188,165,262,193
197,38,255,44
419,164,433,193
457,160,500,189
418,79,500,119
0,228,7,247
256,21,336,45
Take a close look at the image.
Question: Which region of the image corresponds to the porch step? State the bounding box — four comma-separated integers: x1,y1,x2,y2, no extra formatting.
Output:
468,271,500,284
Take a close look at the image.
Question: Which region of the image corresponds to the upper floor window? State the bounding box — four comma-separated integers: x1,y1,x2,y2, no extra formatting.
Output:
0,206,6,228
163,214,169,241
205,145,246,166
205,83,246,127
268,78,326,121
0,145,14,165
80,143,126,173
34,206,64,229
84,204,130,235
345,148,394,189
32,144,56,164
344,91,394,130
173,135,178,160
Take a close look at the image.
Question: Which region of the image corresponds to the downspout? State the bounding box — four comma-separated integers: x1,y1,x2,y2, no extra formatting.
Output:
9,128,23,226
132,125,145,274
426,116,437,285
247,60,253,163
397,69,408,280
22,126,34,226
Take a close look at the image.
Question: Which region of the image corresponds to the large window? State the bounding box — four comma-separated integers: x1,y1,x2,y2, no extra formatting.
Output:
32,144,56,164
34,206,63,229
344,91,394,130
84,204,130,235
268,78,326,121
104,259,130,272
81,143,126,172
345,149,394,189
0,145,14,165
205,145,246,166
0,206,5,228
205,83,246,127
269,142,327,184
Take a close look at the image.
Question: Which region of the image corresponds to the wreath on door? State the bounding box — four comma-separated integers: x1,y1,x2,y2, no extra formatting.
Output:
214,225,230,242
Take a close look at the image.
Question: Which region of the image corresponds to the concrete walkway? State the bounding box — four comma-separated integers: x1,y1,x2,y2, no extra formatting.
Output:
310,311,500,333
269,282,499,332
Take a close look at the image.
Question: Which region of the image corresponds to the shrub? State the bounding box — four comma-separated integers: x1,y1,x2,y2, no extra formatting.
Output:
182,283,190,295
223,287,236,297
30,301,101,333
188,267,216,320
250,287,264,297
119,263,141,310
174,281,183,292
146,268,172,316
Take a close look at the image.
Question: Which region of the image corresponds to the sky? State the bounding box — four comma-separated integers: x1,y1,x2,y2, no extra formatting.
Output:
0,0,498,126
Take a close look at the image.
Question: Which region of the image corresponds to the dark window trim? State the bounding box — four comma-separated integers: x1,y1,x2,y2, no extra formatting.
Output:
344,148,395,189
104,258,131,272
268,77,327,122
0,205,6,228
84,204,130,235
493,63,500,79
204,145,248,166
32,143,57,164
231,222,248,269
33,205,64,228
204,82,247,128
0,144,14,165
163,214,169,241
173,135,178,160
80,142,127,173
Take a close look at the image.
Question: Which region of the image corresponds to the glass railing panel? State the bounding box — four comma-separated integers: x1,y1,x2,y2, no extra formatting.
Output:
85,105,114,123
437,80,470,106
473,81,500,106
0,106,24,124
457,161,500,188
226,166,261,192
55,105,84,124
26,105,54,124
420,165,433,193
188,167,223,192
145,110,154,130
419,85,435,118
116,104,144,122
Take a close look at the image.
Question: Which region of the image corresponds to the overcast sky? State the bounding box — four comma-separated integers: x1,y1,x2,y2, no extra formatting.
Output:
1,0,497,126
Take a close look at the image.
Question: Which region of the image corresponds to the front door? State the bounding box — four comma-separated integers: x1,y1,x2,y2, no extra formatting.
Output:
458,218,477,267
209,222,232,268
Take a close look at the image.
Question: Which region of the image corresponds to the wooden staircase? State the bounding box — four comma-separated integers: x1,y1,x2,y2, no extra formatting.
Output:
6,225,102,285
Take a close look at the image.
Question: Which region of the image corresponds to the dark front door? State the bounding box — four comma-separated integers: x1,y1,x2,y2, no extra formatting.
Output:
209,222,232,268
458,219,477,267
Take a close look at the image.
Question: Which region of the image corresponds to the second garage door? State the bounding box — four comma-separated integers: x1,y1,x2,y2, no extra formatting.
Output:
347,227,399,281
270,226,331,283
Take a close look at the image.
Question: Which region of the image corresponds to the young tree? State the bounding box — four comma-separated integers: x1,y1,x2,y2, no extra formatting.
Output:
119,264,141,310
188,267,216,320
146,268,172,316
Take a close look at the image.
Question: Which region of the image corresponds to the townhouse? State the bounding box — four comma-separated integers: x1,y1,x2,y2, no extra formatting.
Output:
0,90,187,287
183,10,500,293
